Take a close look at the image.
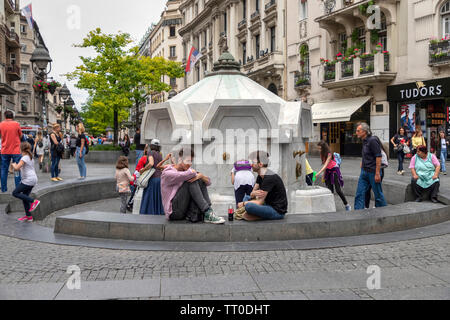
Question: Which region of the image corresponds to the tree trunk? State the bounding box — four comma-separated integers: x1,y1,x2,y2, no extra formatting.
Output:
135,101,140,131
114,108,118,146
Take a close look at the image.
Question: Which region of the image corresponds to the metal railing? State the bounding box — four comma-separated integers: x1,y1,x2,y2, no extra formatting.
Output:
360,56,374,75
324,64,335,81
295,73,311,87
341,60,353,78
429,40,450,64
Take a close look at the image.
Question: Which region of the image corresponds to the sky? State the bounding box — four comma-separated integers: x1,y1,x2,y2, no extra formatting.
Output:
28,0,167,110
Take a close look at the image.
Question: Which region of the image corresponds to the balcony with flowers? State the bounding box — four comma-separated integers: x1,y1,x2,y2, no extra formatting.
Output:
320,45,395,89
429,36,450,67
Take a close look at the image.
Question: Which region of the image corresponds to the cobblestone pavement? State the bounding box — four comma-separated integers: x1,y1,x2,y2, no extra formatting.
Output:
1,157,449,299
0,233,448,299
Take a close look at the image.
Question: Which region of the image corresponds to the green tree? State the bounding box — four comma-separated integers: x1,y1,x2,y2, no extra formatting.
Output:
122,52,184,129
66,28,184,144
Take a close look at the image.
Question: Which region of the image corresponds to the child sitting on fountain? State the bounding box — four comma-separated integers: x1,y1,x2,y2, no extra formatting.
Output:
231,160,255,208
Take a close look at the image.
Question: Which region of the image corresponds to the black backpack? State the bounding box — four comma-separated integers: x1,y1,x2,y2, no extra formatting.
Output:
38,141,43,148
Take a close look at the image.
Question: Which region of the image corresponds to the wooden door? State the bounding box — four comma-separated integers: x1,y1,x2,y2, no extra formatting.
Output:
329,122,340,153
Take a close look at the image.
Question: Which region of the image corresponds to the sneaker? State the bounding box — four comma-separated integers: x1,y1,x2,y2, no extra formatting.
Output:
415,198,423,202
51,178,58,182
18,216,33,222
345,204,352,211
397,171,402,175
56,177,63,181
204,208,225,224
29,200,40,213
444,172,447,175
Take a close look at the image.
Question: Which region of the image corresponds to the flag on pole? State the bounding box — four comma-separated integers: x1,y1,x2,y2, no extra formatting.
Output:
185,47,202,73
21,3,34,30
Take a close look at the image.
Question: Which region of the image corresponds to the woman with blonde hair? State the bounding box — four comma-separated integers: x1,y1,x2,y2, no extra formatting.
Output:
49,123,63,181
411,128,426,156
76,123,87,180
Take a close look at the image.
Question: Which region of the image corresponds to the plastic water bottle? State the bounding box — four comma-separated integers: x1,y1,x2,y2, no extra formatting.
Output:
14,170,19,178
228,204,234,222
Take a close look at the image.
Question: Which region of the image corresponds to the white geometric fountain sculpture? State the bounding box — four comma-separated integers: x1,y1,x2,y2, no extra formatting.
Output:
141,52,336,214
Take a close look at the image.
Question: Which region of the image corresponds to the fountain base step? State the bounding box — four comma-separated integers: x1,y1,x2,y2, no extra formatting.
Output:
291,186,336,214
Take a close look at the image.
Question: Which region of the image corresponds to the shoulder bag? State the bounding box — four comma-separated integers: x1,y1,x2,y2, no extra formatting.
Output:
137,168,155,189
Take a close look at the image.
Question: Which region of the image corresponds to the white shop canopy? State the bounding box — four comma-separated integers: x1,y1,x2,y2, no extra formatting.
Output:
311,96,371,123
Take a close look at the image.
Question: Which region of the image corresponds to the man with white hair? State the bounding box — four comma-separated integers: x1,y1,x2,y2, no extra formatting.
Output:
354,122,387,210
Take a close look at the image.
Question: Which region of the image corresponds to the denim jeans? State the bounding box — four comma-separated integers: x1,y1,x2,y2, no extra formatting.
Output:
51,152,61,178
354,169,387,210
12,183,34,216
397,151,405,172
245,202,285,220
135,150,144,167
76,147,87,177
1,154,22,192
440,148,447,173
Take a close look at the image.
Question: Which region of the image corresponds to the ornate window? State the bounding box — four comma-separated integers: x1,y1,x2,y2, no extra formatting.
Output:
299,0,308,20
441,1,450,38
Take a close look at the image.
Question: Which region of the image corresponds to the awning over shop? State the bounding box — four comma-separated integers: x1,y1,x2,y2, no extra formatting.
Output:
311,96,371,123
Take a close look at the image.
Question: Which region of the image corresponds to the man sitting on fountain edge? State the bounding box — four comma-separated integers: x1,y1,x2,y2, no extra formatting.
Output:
238,151,287,220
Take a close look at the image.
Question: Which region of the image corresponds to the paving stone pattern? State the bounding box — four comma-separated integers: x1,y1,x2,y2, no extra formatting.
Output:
1,157,449,299
0,233,448,299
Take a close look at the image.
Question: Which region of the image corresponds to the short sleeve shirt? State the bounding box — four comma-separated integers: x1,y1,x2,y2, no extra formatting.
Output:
20,155,38,186
0,120,22,154
256,170,288,214
362,136,382,172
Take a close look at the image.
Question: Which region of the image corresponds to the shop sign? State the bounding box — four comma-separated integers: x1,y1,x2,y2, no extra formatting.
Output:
387,77,450,102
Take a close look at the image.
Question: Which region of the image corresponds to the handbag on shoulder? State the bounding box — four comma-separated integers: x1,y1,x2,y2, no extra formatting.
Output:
136,168,155,188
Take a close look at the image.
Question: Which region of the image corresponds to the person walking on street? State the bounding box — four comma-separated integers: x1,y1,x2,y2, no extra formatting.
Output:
410,145,441,202
33,131,45,170
354,122,387,210
120,134,130,157
0,110,23,192
390,127,409,175
411,128,426,156
315,141,351,211
76,123,87,180
365,136,389,209
49,124,63,182
437,130,449,175
134,128,145,167
12,142,40,222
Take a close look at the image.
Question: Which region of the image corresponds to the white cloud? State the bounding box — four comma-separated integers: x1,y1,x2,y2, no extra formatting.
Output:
29,0,167,109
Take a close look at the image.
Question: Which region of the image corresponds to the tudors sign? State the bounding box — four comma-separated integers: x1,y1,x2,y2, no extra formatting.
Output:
387,77,450,102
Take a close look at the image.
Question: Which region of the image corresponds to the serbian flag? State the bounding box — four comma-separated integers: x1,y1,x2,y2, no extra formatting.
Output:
185,47,202,73
21,3,34,30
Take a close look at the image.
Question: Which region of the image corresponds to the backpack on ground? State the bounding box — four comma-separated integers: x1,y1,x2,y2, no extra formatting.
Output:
333,152,342,167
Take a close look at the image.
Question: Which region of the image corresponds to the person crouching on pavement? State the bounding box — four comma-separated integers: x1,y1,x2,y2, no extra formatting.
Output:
410,145,440,203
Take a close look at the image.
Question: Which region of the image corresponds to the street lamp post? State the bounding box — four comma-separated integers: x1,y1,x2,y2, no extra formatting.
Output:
30,44,52,132
59,84,72,134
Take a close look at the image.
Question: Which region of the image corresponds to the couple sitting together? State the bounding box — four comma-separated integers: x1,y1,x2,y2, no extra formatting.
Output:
162,149,287,224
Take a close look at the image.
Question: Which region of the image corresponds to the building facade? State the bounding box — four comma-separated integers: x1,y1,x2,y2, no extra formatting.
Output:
0,0,21,121
135,0,183,129
286,0,450,157
178,0,287,98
